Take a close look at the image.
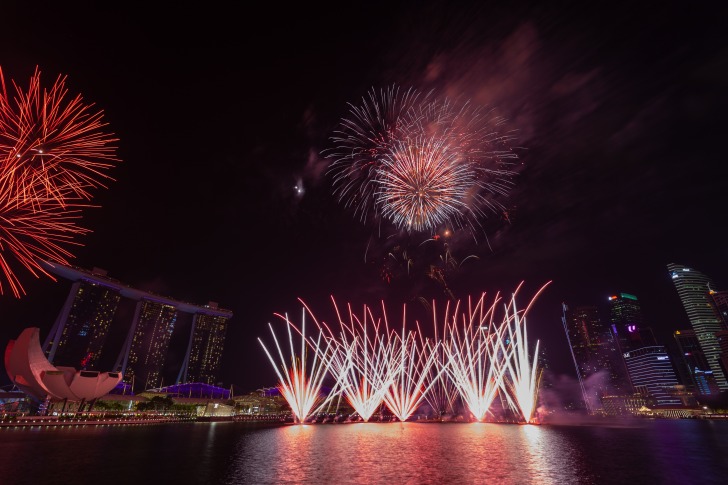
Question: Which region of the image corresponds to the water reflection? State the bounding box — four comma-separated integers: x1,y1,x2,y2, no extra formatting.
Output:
227,423,596,484
3,420,728,484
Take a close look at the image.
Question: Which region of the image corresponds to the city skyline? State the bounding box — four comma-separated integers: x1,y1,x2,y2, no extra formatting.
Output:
1,1,727,394
34,263,233,392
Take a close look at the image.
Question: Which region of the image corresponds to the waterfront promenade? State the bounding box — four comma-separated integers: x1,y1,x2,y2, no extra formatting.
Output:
0,412,289,428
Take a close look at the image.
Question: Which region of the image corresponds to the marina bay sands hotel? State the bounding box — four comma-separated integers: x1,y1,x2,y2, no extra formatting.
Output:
40,262,233,392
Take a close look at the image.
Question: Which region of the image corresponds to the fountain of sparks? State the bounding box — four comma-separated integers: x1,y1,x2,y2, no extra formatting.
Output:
258,284,549,424
499,283,550,424
258,308,337,424
421,301,460,418
382,315,444,422
441,294,509,422
316,298,399,422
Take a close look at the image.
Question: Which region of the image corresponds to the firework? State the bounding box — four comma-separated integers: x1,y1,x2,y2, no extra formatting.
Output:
0,67,118,203
421,300,461,417
260,286,548,424
0,192,87,297
258,308,337,424
326,85,519,235
499,283,551,423
321,299,399,422
442,294,509,422
375,136,476,232
382,316,444,422
0,67,118,296
326,86,425,224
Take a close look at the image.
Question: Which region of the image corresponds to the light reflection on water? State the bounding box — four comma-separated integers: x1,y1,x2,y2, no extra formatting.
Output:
2,420,728,484
228,423,590,484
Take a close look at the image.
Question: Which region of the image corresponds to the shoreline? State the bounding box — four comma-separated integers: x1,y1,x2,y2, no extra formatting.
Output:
4,413,728,429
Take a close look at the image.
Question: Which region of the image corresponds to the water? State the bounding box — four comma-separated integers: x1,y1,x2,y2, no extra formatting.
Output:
2,420,728,484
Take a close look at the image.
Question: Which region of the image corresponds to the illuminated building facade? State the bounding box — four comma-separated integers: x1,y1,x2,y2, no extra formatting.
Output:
608,292,656,353
119,300,178,391
563,304,630,407
41,263,233,393
716,330,728,380
667,263,728,389
673,329,719,395
177,305,231,385
710,290,728,327
623,346,681,407
44,268,122,370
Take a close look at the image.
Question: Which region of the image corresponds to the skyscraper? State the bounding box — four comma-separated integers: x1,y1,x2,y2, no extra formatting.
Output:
43,269,122,370
710,290,728,328
119,299,179,391
177,304,232,385
40,262,233,393
673,329,720,395
667,263,728,390
607,292,656,353
563,304,630,408
716,330,728,381
623,346,682,407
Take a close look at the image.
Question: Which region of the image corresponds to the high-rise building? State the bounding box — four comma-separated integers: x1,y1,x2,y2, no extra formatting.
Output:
667,263,728,389
120,300,179,391
177,303,232,385
623,346,682,407
716,330,728,380
41,262,233,393
43,269,122,370
710,290,728,328
673,329,720,395
563,304,630,408
608,292,656,353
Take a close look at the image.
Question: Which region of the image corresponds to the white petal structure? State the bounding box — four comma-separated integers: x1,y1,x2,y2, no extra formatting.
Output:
4,327,122,401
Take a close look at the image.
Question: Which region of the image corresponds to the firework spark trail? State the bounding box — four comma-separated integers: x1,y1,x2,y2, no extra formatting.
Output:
326,86,425,224
0,67,119,296
322,299,400,422
326,85,520,236
0,191,87,297
0,67,118,204
442,293,510,422
382,317,444,422
375,136,477,232
421,300,460,416
499,282,551,423
257,308,337,424
260,286,549,424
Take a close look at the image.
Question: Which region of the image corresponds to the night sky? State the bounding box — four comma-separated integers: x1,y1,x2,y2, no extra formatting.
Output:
1,1,727,393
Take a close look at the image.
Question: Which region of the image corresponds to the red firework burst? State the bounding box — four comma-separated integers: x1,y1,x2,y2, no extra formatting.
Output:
0,67,119,297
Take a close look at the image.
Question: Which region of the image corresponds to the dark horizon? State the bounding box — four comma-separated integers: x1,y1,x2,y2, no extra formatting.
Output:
1,1,727,393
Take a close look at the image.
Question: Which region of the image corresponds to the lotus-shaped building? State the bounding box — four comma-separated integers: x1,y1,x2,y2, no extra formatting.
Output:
4,328,122,402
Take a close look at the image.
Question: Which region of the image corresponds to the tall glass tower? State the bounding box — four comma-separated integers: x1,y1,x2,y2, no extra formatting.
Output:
667,263,728,390
673,329,720,395
119,300,179,391
177,307,231,385
44,274,122,370
563,305,630,405
608,292,656,353
710,290,728,327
